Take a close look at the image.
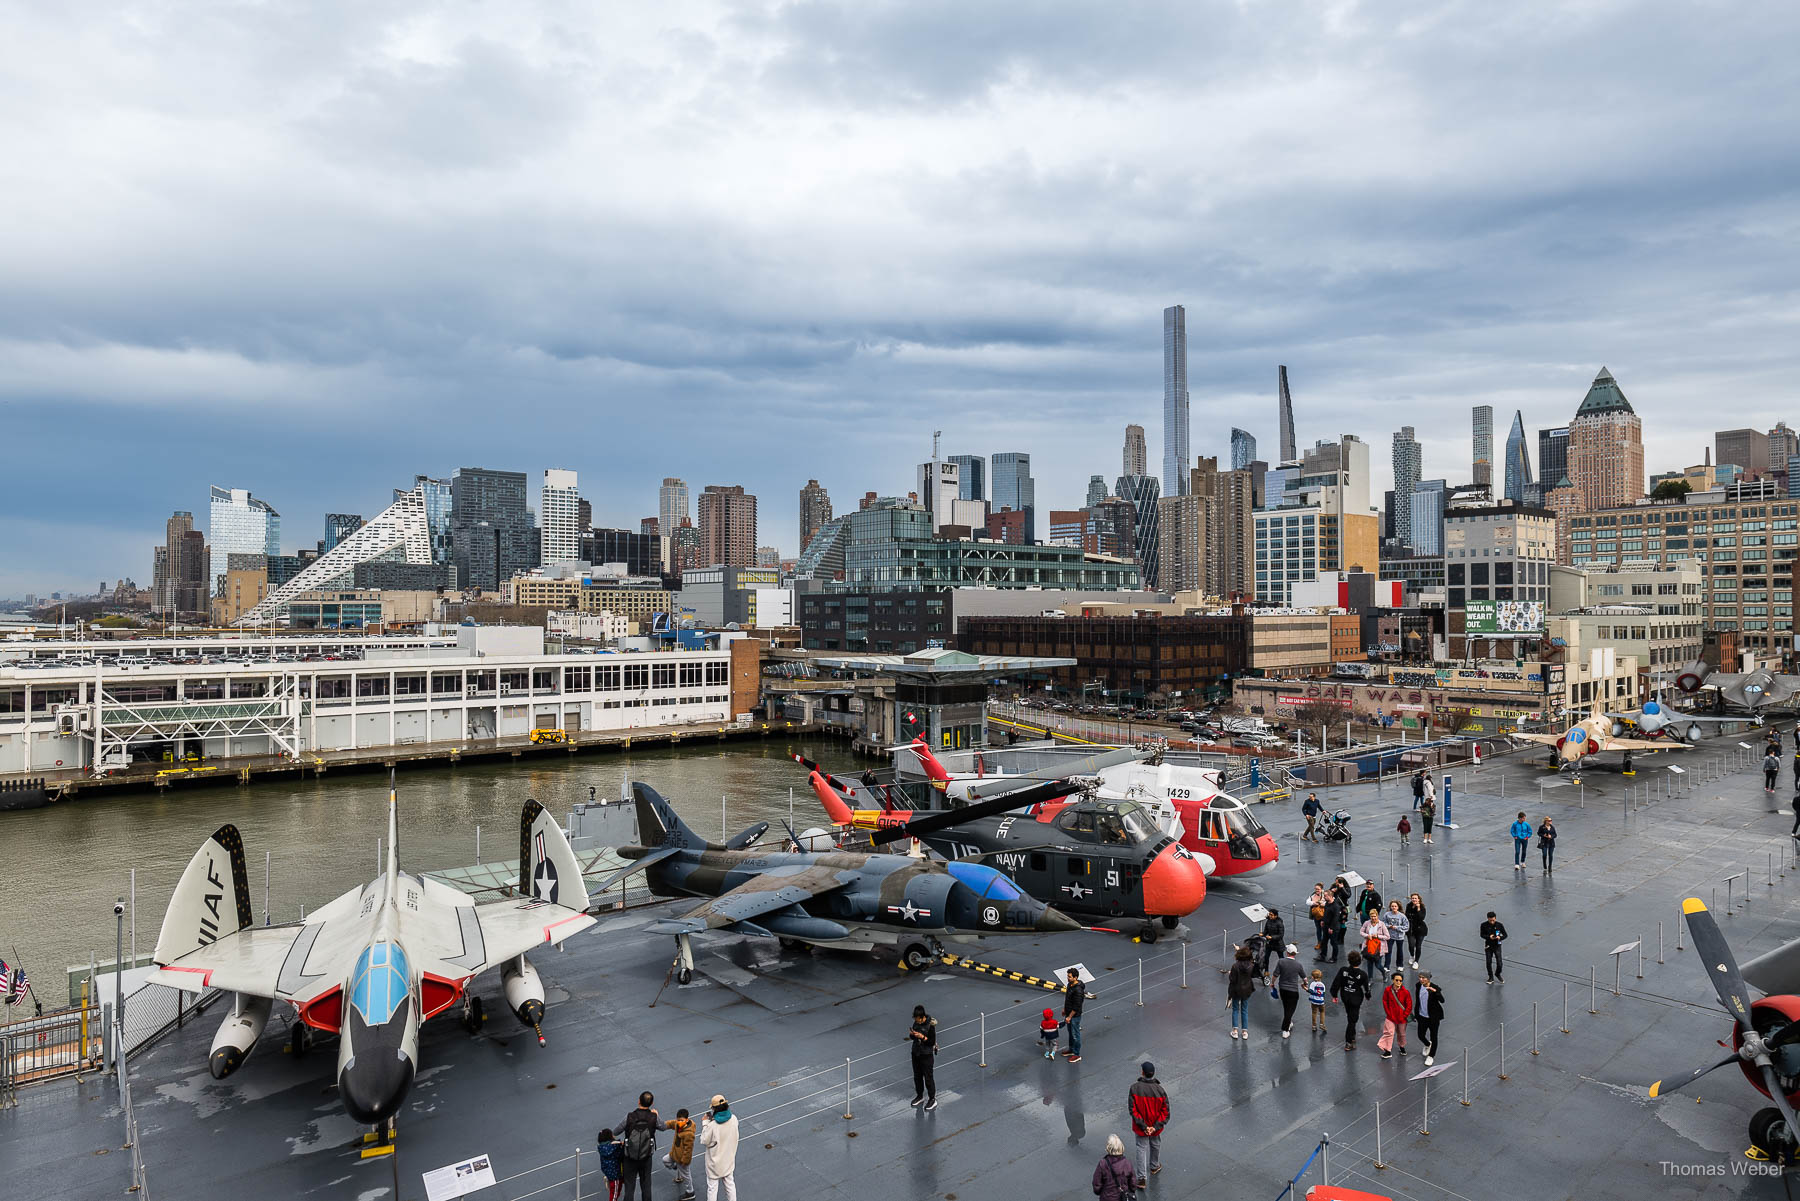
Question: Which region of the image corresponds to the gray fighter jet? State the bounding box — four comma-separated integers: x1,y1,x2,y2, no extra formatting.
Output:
1674,659,1800,715
601,783,1079,982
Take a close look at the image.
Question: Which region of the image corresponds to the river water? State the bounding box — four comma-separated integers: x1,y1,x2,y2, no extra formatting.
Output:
0,739,865,1000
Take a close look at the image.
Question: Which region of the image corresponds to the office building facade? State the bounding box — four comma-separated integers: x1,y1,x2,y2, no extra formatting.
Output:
799,479,833,555
1444,504,1556,611
539,468,581,564
324,514,365,554
154,511,210,617
1086,475,1107,508
990,452,1035,542
1559,489,1800,657
658,478,690,553
1502,411,1532,504
1567,367,1645,513
1123,425,1148,478
1277,366,1297,463
451,467,534,591
1162,307,1189,493
1472,405,1493,489
210,486,280,595
1115,474,1161,589
1231,427,1257,472
947,456,985,502
1538,428,1570,491
583,528,663,578
698,484,758,568
1392,426,1421,548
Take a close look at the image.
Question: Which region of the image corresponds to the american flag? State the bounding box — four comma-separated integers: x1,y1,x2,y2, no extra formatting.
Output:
6,963,24,1004
0,959,9,997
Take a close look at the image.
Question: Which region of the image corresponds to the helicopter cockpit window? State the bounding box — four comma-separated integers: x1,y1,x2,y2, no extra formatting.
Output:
1117,807,1155,842
1095,812,1128,843
1057,808,1099,839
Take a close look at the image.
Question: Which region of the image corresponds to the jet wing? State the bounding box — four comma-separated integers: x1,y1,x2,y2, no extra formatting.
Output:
147,924,310,999
1510,732,1562,747
456,898,596,972
1606,737,1688,751
1742,939,1800,998
644,865,857,935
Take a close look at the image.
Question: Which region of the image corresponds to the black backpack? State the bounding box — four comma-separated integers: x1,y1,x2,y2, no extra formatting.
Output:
624,1110,656,1160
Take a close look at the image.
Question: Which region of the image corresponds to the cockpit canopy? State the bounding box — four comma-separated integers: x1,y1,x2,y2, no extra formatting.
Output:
349,943,412,1026
1055,801,1157,845
946,860,1025,901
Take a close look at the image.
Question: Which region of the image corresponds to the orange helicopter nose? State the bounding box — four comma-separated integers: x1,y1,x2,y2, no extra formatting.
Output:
1142,843,1207,918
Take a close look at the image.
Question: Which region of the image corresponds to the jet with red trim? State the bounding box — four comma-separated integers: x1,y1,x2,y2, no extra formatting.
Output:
146,778,594,1128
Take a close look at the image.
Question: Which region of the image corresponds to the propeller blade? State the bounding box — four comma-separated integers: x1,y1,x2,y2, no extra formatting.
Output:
1681,897,1757,1027
1758,1061,1800,1150
957,747,1151,799
870,776,1082,845
1649,1052,1744,1098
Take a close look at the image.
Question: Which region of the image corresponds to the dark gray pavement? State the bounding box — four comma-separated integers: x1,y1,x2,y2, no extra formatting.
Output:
8,729,1800,1199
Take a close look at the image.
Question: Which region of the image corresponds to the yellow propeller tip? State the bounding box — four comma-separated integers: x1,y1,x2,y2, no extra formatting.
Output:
1682,897,1707,914
1649,1082,1662,1098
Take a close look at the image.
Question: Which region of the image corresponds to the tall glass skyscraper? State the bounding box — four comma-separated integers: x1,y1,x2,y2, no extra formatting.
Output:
1162,306,1189,495
990,452,1035,542
1230,428,1257,471
1391,426,1421,547
948,455,986,501
1503,411,1533,503
1115,474,1161,588
209,486,280,596
1537,427,1570,488
1086,475,1107,508
1277,366,1297,463
451,467,533,591
1472,405,1494,488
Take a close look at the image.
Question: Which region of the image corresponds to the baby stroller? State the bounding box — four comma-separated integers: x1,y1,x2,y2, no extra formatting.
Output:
1318,810,1353,842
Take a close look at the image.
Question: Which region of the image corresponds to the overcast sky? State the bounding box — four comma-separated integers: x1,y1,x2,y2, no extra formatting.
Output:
3,1,1797,596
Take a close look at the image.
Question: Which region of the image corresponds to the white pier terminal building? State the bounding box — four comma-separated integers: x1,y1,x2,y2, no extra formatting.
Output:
0,627,754,776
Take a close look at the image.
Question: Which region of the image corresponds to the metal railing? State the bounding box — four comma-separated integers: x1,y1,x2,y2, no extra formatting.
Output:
115,1017,150,1199
1,1006,102,1092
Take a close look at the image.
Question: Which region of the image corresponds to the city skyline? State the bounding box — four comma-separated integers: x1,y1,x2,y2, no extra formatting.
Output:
5,4,1799,593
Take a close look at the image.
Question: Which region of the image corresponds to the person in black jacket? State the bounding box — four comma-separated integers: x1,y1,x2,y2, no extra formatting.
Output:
1329,950,1372,1050
1403,893,1428,969
1355,884,1383,923
616,1092,662,1201
1414,972,1445,1065
1063,969,1088,1062
1537,817,1557,874
1321,896,1347,963
907,1005,939,1109
1411,771,1425,811
1258,909,1285,978
1301,792,1323,841
1480,912,1508,984
1272,946,1306,1039
1227,946,1257,1040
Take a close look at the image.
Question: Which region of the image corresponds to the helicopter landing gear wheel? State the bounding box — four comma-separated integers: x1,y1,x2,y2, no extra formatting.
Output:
902,943,931,972
1138,921,1160,944
1161,915,1179,930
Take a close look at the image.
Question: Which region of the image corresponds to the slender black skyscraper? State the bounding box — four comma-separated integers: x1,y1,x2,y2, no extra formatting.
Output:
1277,366,1297,462
1163,306,1189,495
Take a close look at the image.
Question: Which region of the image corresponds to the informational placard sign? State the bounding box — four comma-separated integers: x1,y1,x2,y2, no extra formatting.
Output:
1239,904,1270,922
423,1154,498,1201
1054,963,1096,984
1339,871,1366,888
1409,1062,1457,1081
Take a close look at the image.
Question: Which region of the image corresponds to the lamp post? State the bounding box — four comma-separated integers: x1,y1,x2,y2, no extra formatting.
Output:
113,897,125,1074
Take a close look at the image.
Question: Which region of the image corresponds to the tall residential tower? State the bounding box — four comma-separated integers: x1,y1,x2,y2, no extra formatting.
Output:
1162,307,1189,494
1391,426,1421,548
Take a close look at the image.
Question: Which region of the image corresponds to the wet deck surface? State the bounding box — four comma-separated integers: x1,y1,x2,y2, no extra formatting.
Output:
8,730,1800,1199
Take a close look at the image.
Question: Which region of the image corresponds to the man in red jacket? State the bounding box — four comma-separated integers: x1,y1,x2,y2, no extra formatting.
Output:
1128,1061,1169,1188
1378,971,1413,1059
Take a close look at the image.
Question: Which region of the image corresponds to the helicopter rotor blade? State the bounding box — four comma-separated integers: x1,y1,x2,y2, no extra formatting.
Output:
870,777,1083,845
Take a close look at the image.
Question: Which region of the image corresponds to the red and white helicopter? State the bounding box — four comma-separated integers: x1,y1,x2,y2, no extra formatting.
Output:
901,738,1280,880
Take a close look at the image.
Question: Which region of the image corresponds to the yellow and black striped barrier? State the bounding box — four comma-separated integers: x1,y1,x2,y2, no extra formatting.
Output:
929,952,1065,992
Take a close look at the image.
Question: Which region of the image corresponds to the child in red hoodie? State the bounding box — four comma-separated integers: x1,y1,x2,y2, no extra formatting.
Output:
1039,1008,1061,1058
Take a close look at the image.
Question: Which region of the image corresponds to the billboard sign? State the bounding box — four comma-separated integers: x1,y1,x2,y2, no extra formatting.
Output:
1465,599,1544,634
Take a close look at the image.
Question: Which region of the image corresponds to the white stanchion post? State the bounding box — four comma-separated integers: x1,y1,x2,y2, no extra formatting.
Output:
843,1058,853,1120
979,1013,987,1067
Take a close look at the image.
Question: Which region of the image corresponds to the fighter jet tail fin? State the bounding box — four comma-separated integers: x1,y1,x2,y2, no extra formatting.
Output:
632,782,712,850
153,825,255,966
518,799,591,910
